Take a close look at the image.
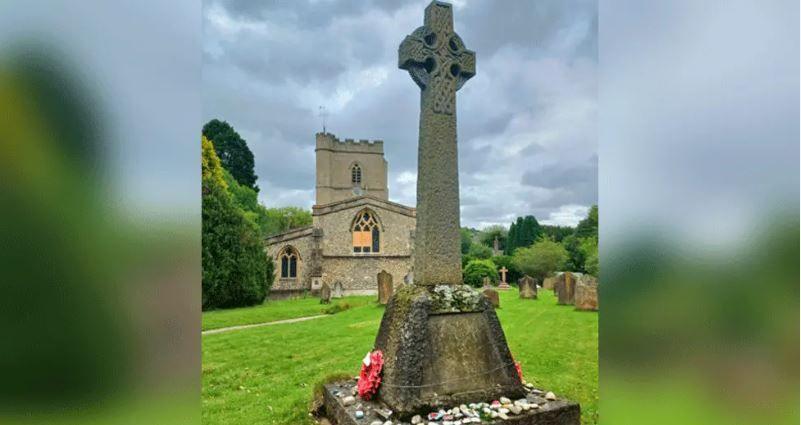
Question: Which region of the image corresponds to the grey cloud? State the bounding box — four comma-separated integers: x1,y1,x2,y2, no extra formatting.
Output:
203,0,598,226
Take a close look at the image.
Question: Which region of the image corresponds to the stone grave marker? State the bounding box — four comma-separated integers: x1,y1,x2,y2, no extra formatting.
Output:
377,270,393,305
322,3,580,423
543,275,557,290
497,266,511,290
320,282,332,304
519,275,537,299
482,287,500,308
332,281,344,299
574,274,599,311
482,276,491,288
555,272,577,305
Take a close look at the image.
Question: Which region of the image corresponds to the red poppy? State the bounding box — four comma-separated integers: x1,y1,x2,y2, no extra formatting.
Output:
515,361,524,383
357,350,384,400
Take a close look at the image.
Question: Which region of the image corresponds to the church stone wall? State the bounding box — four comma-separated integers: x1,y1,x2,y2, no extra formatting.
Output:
314,201,415,257
264,227,315,292
315,132,389,205
321,257,411,295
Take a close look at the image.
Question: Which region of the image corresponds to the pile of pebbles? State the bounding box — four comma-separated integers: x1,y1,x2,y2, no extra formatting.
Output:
330,382,558,425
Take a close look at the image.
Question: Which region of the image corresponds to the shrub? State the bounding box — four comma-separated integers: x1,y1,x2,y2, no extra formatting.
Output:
512,236,568,281
463,259,499,287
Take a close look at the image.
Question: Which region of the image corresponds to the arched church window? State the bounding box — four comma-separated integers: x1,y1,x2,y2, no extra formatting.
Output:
352,210,380,253
279,246,299,278
351,164,362,185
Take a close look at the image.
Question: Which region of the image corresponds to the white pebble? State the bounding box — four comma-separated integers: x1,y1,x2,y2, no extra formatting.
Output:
545,391,556,401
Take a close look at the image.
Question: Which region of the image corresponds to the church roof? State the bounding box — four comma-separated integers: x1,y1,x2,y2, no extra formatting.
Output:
313,195,416,218
263,225,314,244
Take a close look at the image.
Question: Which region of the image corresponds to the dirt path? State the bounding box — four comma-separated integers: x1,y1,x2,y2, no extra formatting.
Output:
202,314,329,335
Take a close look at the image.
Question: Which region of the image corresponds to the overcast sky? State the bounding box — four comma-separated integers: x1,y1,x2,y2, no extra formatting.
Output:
203,0,597,228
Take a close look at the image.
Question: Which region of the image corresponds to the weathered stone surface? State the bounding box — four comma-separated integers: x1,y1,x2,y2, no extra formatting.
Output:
574,274,598,311
323,379,580,425
320,283,332,304
377,270,393,305
519,275,537,300
543,276,557,290
265,175,416,298
372,286,521,417
554,272,576,305
400,1,475,286
482,287,500,308
332,282,344,299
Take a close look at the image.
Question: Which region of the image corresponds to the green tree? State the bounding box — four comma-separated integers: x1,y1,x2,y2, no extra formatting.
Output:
540,224,575,242
562,234,586,272
463,259,499,287
580,236,599,276
575,204,598,239
202,137,272,310
518,215,541,247
467,243,493,260
512,236,568,281
202,119,259,192
479,225,507,251
460,227,474,254
262,206,313,236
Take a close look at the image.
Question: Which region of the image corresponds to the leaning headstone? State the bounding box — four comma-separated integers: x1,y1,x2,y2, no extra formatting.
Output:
332,281,344,299
377,270,393,305
519,275,537,299
555,272,576,305
574,274,599,311
482,287,500,308
320,283,331,304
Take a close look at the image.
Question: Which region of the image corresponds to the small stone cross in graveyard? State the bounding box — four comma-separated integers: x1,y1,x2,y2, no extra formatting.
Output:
499,267,508,284
399,0,475,286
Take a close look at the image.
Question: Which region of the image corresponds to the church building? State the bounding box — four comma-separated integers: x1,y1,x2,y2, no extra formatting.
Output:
265,132,416,298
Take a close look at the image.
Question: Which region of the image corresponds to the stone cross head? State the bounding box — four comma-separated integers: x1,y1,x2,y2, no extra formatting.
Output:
398,1,475,115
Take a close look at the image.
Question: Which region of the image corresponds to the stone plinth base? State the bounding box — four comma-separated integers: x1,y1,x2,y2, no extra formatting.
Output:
373,285,524,416
322,380,580,425
497,283,511,291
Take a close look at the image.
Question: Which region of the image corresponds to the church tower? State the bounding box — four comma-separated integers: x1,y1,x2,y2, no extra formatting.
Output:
315,132,389,205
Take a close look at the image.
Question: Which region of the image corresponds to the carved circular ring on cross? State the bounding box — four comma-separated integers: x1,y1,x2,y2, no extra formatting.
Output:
447,34,464,54
422,27,440,49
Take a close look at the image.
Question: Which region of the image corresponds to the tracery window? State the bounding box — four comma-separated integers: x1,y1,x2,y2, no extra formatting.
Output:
279,246,299,278
351,164,362,185
352,210,380,253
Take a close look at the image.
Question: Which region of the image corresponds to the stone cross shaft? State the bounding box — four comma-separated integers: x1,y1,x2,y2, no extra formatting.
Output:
399,1,475,286
499,267,508,283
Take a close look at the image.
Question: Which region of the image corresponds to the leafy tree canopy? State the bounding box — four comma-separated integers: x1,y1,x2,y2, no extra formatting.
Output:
512,236,568,281
203,119,259,192
202,137,272,310
479,225,507,250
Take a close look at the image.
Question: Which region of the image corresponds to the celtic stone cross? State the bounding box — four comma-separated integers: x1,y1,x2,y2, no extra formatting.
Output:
399,1,475,286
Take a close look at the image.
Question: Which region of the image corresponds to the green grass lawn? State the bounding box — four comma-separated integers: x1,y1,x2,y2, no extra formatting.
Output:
202,295,374,331
202,289,598,424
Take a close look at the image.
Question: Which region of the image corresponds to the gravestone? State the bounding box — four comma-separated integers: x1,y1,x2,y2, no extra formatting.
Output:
322,2,579,423
320,283,332,304
497,266,511,290
555,272,576,305
377,270,393,305
574,274,599,311
543,275,557,290
519,275,537,299
332,281,344,299
482,276,491,288
482,287,500,308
